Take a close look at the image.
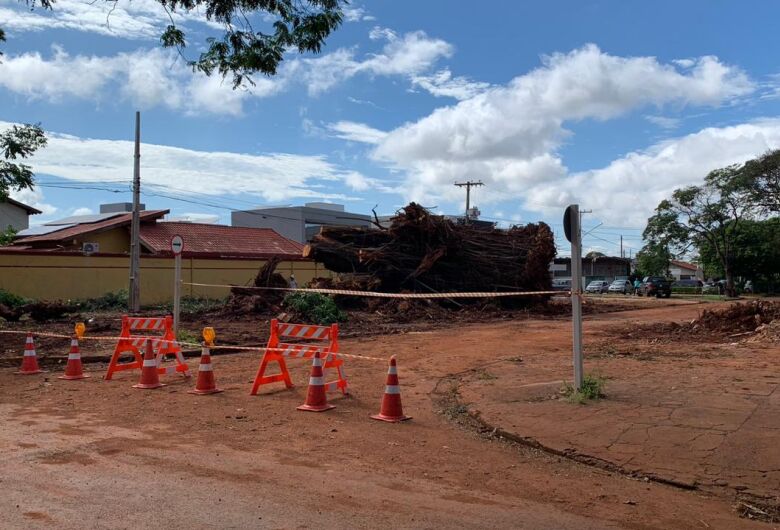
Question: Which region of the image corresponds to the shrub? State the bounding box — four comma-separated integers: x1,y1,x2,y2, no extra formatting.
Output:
562,373,606,404
0,288,28,308
282,292,347,325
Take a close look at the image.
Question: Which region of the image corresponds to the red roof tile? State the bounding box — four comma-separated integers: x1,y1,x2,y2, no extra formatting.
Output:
16,210,168,244
139,222,303,259
670,260,699,271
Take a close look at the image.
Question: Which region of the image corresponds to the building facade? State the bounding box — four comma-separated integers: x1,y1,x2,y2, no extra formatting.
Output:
0,198,41,231
551,256,632,287
231,203,371,243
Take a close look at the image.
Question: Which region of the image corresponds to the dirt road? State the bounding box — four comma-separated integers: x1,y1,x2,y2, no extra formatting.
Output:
0,300,774,528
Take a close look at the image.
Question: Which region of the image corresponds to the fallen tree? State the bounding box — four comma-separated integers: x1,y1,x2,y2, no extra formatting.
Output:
305,203,556,299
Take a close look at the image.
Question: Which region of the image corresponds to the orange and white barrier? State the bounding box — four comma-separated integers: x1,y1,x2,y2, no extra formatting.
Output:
59,336,89,380
105,315,189,381
16,333,43,375
250,319,348,396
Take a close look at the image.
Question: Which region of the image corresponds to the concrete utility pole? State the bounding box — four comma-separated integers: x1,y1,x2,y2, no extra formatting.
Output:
129,111,141,313
565,204,584,390
454,180,484,222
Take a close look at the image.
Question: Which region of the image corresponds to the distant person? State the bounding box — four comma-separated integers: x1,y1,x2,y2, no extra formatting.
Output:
633,278,642,296
289,274,298,290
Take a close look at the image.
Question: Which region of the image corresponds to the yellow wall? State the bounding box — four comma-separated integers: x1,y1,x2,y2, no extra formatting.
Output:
0,253,329,304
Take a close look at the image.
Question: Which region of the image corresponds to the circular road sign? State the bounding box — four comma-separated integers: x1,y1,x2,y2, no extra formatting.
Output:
170,235,184,255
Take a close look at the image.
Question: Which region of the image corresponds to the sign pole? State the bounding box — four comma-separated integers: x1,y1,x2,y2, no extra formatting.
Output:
570,205,584,390
171,235,184,336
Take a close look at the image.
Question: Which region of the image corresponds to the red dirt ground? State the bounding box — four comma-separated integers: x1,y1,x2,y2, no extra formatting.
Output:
1,298,777,528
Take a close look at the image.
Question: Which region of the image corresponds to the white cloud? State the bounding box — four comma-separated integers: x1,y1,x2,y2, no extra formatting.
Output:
9,187,57,217
0,121,367,203
0,47,256,116
0,0,220,40
410,69,491,100
326,121,387,144
71,207,94,216
165,213,221,224
343,6,375,22
645,115,681,129
371,44,757,213
538,119,780,226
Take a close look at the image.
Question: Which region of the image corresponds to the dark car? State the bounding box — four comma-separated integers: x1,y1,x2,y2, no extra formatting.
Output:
640,276,672,298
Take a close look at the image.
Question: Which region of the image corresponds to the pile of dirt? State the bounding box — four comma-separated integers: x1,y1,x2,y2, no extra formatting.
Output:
305,202,556,306
693,300,780,334
620,300,780,343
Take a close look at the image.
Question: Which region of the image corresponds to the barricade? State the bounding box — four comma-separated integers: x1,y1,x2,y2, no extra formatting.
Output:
104,315,190,380
250,319,348,396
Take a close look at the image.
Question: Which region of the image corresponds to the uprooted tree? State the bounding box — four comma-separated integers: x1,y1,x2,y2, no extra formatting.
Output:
304,203,556,302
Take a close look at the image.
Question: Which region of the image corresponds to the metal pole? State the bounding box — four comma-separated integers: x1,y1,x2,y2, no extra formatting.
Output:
570,204,584,390
173,252,181,336
129,111,141,313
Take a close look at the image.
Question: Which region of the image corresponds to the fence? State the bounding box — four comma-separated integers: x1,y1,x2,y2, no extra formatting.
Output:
0,251,329,304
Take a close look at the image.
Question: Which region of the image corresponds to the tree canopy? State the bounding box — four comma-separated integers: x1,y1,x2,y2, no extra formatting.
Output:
0,124,47,201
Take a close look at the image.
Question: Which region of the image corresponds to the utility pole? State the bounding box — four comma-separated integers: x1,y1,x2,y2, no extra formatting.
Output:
129,111,141,313
620,235,623,258
454,180,484,223
566,204,584,390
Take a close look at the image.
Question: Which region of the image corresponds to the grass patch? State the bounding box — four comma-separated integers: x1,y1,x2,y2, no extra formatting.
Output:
562,373,606,404
476,369,497,381
177,329,201,345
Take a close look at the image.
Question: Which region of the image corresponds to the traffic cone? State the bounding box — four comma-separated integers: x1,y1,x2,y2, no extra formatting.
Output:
371,356,411,422
133,339,164,389
188,344,223,395
297,351,335,412
16,333,43,375
58,336,89,380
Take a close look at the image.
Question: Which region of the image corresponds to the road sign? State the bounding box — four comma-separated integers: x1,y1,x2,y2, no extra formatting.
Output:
563,205,574,243
171,235,184,255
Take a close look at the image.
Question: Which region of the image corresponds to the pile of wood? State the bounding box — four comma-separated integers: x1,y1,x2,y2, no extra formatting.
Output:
224,256,289,314
305,203,556,301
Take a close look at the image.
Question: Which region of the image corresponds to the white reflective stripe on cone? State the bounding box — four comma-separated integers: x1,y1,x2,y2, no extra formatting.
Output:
67,354,81,360
308,376,324,386
384,385,401,395
388,365,398,375
23,351,36,356
312,357,323,367
198,363,213,372
142,359,157,368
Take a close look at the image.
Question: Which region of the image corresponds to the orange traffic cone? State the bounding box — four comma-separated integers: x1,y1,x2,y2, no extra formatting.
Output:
188,344,223,395
133,339,164,389
371,356,411,422
297,351,335,412
58,336,89,380
16,333,43,375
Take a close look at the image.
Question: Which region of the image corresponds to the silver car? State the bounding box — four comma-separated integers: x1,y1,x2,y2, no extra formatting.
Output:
608,279,632,294
585,280,609,293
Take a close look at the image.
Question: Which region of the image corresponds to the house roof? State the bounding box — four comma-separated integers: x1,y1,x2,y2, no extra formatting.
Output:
3,197,42,215
15,210,168,244
670,260,699,271
139,222,304,259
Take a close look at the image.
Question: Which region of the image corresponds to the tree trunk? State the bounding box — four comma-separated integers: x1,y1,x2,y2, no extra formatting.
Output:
724,264,736,298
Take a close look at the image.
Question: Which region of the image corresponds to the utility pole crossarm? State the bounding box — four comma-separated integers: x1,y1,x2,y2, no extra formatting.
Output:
454,180,484,223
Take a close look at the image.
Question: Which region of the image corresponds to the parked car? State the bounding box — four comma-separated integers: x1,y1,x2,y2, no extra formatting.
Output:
608,279,632,294
640,276,672,298
585,280,609,294
552,278,572,291
672,279,703,288
702,280,727,295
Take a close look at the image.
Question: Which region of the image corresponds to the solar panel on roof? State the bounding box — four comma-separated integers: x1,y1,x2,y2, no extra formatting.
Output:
45,213,121,226
17,224,77,236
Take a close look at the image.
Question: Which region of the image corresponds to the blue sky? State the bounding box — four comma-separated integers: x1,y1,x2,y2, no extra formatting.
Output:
2,0,780,256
